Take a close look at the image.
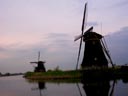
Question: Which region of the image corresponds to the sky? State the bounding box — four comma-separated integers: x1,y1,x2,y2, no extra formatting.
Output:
0,0,128,73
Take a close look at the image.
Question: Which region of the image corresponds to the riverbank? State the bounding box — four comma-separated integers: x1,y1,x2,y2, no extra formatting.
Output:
24,70,82,80
0,73,23,77
24,66,128,81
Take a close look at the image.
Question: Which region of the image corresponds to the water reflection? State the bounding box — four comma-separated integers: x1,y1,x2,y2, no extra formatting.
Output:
81,75,128,96
0,76,128,96
31,81,46,96
81,79,115,96
26,77,128,96
29,79,114,96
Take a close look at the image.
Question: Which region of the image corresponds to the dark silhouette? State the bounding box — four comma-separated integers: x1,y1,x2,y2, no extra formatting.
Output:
81,77,116,96
32,81,46,96
75,2,114,69
30,52,46,72
38,82,46,96
33,61,46,72
76,26,114,68
83,81,110,96
81,29,108,67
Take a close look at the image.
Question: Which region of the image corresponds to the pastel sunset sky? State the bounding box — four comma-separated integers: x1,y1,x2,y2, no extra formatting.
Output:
0,0,128,73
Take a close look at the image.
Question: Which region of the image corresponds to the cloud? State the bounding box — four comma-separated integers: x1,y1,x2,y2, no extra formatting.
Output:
112,0,128,8
87,22,98,27
0,32,77,72
0,0,127,73
0,47,6,51
30,32,78,70
105,26,128,65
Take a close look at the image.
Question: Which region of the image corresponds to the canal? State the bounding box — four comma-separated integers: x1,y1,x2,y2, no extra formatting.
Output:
0,75,128,96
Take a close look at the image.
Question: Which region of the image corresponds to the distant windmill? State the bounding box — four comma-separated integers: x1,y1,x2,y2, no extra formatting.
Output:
75,2,114,69
30,51,46,72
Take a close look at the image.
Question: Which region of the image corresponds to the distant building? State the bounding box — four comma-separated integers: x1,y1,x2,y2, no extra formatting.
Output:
34,61,46,72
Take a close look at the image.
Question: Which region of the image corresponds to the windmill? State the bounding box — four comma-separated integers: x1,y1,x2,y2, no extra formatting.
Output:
75,2,114,69
30,51,46,72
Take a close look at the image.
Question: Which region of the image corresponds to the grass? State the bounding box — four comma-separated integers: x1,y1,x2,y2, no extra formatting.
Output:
24,70,82,80
24,66,128,81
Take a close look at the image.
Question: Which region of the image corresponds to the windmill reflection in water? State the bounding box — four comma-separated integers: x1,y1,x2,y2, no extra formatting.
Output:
77,79,115,96
31,81,46,96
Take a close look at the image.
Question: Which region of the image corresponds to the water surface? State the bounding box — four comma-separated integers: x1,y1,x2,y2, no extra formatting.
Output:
0,76,128,96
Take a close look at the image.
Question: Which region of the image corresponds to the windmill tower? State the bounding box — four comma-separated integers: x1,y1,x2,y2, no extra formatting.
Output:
30,52,46,72
75,3,114,69
81,27,108,67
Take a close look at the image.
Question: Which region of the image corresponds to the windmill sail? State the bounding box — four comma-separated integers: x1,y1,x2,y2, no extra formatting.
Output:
74,34,83,41
76,2,87,70
81,3,87,32
38,51,40,62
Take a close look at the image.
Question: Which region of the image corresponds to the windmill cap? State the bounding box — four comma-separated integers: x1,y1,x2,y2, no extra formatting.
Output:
38,61,46,63
83,32,103,41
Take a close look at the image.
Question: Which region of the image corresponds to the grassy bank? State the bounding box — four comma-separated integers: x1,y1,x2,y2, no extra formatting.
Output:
24,70,82,80
24,66,128,81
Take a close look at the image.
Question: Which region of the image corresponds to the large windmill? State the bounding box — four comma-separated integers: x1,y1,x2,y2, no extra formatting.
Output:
75,2,114,69
30,52,46,72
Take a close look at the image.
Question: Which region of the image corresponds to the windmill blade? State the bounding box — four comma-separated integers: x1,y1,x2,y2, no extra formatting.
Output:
85,26,93,33
81,3,87,32
74,34,83,41
30,62,38,64
76,2,87,70
38,51,40,62
76,38,83,70
101,39,114,67
74,27,93,41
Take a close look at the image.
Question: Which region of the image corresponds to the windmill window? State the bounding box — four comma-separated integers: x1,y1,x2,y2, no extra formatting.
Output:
92,41,95,45
94,57,97,61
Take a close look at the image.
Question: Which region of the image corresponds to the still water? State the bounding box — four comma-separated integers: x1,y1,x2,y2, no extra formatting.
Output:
0,75,128,96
